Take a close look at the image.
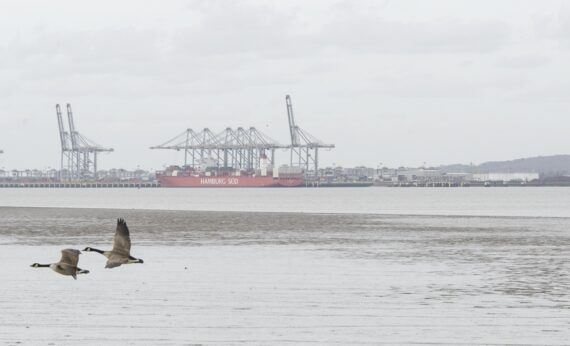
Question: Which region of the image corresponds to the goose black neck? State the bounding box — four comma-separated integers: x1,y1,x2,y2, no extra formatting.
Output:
89,248,105,254
37,264,50,268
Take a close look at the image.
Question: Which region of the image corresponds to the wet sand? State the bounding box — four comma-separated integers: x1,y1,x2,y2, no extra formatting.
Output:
0,207,569,345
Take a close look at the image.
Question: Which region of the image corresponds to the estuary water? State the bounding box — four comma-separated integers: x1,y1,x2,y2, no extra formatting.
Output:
0,188,569,345
0,186,569,217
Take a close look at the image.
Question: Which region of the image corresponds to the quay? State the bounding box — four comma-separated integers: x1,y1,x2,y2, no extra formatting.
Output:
0,182,160,188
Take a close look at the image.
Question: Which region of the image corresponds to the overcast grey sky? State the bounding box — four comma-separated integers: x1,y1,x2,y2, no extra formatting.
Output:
0,0,569,170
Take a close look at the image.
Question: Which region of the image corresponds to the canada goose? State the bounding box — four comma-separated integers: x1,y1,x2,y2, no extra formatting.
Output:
30,249,89,280
83,218,144,268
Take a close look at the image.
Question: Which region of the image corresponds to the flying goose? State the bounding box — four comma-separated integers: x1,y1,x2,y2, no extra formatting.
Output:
83,218,144,268
30,249,89,280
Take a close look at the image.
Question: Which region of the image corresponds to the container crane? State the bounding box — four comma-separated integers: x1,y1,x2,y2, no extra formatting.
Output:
285,95,335,180
56,103,113,180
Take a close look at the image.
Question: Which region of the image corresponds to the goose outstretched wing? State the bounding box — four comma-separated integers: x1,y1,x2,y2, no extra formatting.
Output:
60,249,80,267
112,218,131,255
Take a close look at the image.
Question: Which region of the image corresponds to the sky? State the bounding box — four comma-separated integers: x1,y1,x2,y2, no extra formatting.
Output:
0,0,569,170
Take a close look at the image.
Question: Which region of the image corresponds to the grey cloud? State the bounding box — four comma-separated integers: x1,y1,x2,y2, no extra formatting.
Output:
495,54,550,68
0,28,163,78
320,15,511,54
534,5,570,46
0,0,569,170
171,1,301,58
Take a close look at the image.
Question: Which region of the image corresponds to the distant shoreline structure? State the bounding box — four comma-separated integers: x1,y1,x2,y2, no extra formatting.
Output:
2,155,570,188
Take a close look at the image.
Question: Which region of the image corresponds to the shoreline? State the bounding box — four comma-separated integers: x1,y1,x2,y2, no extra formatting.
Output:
1,187,570,218
0,204,568,220
1,206,568,248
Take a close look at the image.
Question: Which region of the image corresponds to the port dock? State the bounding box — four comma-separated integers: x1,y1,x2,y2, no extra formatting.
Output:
0,182,160,188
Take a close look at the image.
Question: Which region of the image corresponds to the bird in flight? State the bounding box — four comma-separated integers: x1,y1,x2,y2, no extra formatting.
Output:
30,249,89,280
83,218,144,268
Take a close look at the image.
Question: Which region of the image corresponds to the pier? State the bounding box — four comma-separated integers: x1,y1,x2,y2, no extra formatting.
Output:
0,182,160,188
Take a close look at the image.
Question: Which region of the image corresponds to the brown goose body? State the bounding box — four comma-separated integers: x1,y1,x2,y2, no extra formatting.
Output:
83,218,144,268
31,249,89,280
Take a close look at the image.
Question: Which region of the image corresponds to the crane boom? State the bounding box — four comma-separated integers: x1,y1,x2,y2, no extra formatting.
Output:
56,104,69,151
66,103,78,151
286,95,300,146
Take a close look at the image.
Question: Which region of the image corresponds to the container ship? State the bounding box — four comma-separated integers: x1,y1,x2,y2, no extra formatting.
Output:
149,95,335,188
156,163,304,188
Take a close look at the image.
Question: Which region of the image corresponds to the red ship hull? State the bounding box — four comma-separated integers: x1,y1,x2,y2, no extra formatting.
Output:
157,174,304,187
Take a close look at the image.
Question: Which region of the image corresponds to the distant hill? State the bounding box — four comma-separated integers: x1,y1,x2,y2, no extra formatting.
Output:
439,155,570,177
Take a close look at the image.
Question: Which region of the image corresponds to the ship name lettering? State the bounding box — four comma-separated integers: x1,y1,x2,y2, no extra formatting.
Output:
200,177,240,185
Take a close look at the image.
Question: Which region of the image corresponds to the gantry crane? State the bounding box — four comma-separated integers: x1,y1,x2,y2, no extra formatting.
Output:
56,104,113,180
151,127,284,172
151,95,335,180
285,95,334,179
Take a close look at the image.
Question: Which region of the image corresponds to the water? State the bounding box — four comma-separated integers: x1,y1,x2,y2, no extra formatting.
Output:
0,188,569,344
0,186,569,217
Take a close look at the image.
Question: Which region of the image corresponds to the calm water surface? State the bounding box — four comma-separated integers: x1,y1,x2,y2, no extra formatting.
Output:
0,207,569,344
1,186,569,216
1,188,569,344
